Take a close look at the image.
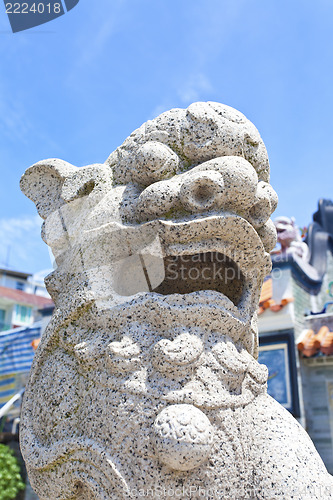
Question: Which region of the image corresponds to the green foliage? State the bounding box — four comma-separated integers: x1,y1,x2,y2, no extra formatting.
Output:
0,444,25,500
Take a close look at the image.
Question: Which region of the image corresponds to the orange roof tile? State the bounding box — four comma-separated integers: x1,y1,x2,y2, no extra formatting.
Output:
270,303,284,313
258,276,296,316
302,334,319,358
257,297,294,315
281,298,294,306
297,330,314,351
297,326,333,358
0,286,53,308
313,326,329,348
321,332,333,356
259,278,273,304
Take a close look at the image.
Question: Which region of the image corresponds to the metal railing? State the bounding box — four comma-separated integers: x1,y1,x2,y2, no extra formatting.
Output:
0,388,24,434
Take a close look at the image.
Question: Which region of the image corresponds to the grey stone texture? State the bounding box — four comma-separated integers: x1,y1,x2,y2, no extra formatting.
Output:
20,102,333,499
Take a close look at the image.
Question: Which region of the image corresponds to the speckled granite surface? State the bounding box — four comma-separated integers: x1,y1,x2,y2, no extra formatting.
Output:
20,102,333,499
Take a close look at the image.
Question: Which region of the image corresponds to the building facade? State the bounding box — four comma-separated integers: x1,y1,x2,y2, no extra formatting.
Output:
0,267,53,332
258,199,333,472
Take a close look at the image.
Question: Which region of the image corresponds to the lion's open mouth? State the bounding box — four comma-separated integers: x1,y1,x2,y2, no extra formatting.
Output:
151,251,244,306
82,214,269,322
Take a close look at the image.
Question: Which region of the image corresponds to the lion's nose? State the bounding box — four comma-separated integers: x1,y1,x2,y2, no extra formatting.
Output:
179,171,224,212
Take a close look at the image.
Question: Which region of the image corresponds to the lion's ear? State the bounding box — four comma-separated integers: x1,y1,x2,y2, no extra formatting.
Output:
20,158,78,219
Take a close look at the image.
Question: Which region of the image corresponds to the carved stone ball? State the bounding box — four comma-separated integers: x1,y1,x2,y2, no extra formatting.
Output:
153,404,214,471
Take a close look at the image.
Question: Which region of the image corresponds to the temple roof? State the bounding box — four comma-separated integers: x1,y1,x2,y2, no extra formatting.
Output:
271,199,333,294
258,277,294,315
297,326,333,357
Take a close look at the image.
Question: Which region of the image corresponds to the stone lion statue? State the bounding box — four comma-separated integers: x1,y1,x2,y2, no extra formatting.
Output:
273,215,309,260
20,102,332,499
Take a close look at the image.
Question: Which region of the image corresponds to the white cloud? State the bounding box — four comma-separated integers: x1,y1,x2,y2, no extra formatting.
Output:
0,88,32,144
69,16,116,77
66,0,127,85
0,214,51,273
149,103,172,120
177,73,213,105
0,79,60,151
149,73,213,121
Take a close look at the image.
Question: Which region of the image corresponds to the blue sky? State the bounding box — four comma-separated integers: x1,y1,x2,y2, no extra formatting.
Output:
0,0,333,274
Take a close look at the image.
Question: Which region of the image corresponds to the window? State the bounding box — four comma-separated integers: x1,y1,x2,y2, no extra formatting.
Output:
16,281,25,291
0,309,9,331
15,304,32,324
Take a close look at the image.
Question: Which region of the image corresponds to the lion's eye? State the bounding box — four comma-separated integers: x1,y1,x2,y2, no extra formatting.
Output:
133,141,180,187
